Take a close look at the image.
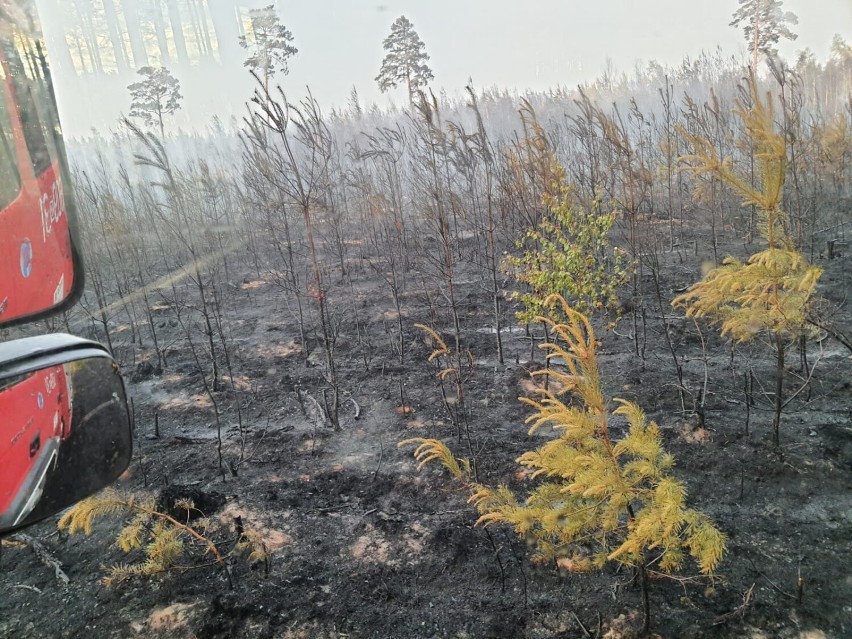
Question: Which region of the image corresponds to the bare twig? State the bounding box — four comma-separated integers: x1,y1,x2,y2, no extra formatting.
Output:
304,392,328,425
713,583,755,625
373,436,385,482
348,396,361,419
572,611,592,638
781,350,823,409
746,558,797,600
806,317,852,353
10,533,70,586
13,584,43,594
231,425,270,473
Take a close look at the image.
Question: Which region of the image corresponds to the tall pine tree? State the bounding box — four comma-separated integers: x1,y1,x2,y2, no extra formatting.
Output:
127,66,182,138
730,0,798,68
239,5,298,93
375,16,434,104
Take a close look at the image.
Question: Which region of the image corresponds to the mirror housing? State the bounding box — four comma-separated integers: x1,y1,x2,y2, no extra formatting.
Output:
0,334,132,533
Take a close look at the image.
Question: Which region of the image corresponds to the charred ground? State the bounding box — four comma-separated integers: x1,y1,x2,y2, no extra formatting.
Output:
1,228,850,639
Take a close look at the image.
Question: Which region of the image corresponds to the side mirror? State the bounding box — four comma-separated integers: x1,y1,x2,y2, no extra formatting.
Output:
0,335,132,533
0,0,84,328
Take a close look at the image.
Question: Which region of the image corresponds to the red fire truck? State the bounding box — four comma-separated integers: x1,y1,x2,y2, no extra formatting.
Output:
0,8,77,326
0,363,73,528
0,0,128,536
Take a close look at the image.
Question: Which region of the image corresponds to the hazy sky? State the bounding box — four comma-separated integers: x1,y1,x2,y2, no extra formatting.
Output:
278,0,850,107
38,0,852,136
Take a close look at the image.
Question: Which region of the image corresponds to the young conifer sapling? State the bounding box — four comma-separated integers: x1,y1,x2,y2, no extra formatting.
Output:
401,295,725,634
674,75,822,450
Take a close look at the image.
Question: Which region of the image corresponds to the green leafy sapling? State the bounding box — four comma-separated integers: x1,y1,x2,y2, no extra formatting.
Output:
506,162,628,325
505,127,628,325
